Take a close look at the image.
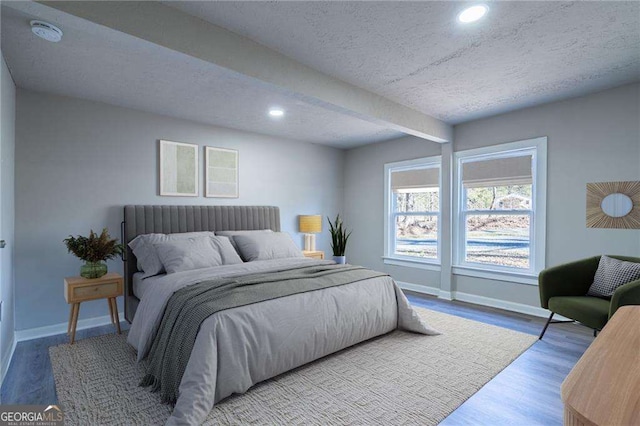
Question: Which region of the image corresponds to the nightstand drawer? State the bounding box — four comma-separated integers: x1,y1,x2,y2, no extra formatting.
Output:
73,281,120,300
65,276,123,303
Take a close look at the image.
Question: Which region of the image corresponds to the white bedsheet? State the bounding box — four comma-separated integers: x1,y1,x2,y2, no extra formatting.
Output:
128,259,440,425
128,258,323,359
132,272,163,299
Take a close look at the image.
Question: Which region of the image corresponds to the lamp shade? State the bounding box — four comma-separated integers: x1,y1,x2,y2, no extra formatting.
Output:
298,215,322,233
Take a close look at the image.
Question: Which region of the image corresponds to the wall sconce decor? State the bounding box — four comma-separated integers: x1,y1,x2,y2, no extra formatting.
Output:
586,181,640,229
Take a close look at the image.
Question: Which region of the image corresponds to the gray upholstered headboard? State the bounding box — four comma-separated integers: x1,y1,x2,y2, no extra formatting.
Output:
122,205,281,322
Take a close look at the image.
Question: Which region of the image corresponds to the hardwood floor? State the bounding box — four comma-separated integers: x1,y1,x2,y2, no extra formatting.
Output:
0,293,593,424
1,322,130,405
407,293,593,425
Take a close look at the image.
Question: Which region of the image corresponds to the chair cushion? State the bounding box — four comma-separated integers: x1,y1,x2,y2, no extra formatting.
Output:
548,296,610,330
587,255,640,297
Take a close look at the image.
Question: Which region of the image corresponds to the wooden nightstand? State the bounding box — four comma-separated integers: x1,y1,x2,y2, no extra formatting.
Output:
64,272,123,344
302,250,325,259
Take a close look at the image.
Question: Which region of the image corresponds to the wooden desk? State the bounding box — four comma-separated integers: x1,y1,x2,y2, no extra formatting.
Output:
64,272,123,344
561,305,640,426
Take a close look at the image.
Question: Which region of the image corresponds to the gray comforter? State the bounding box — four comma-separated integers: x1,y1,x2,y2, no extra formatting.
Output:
127,259,439,425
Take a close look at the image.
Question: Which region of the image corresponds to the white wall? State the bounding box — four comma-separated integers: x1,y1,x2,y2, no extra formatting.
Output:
0,53,16,381
344,136,442,291
453,83,640,304
15,89,345,331
345,84,640,311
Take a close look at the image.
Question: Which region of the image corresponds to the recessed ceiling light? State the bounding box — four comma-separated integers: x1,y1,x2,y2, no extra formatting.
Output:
268,108,285,118
30,20,63,42
457,5,488,24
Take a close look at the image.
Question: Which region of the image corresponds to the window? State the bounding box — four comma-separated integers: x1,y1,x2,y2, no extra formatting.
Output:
454,138,547,277
384,157,441,266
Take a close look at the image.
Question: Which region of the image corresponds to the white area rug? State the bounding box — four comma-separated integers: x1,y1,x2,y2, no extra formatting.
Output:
50,307,536,425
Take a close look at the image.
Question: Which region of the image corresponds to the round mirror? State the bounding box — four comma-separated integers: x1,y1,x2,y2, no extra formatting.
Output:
601,193,633,218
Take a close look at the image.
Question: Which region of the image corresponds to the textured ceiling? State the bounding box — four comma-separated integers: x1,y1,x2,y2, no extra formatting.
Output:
168,1,640,124
0,4,402,148
2,1,638,148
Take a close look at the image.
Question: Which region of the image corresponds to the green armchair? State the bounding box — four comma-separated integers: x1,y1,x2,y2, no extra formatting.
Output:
538,255,640,339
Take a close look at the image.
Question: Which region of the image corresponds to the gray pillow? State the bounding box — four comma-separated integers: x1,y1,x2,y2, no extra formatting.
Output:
233,232,304,262
215,229,273,250
210,236,243,265
153,237,223,274
587,255,640,297
129,231,217,278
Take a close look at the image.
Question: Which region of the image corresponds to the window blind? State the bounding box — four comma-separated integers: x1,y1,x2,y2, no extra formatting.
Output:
462,155,532,188
391,167,439,192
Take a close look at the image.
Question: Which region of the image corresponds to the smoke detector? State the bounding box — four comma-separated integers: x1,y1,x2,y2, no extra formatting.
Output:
30,20,63,42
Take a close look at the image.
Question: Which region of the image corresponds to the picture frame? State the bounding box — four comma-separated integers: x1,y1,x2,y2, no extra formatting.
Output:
159,140,199,197
205,146,239,198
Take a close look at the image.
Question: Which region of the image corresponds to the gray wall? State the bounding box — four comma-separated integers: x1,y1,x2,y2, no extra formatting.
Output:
12,83,640,331
15,89,345,331
1,54,16,377
345,84,640,309
344,136,442,290
453,83,640,304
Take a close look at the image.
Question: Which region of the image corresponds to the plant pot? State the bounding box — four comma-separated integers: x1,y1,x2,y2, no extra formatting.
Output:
80,261,108,279
333,256,346,264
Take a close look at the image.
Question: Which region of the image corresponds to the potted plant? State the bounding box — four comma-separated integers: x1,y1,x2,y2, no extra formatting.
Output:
327,214,352,264
64,228,124,279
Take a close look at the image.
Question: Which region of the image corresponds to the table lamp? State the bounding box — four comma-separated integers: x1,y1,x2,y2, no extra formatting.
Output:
298,215,322,251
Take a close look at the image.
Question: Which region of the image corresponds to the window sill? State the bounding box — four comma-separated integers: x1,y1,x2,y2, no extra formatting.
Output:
382,256,441,271
452,265,539,285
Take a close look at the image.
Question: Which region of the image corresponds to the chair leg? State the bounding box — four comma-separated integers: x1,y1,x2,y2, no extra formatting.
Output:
593,329,598,337
539,312,554,340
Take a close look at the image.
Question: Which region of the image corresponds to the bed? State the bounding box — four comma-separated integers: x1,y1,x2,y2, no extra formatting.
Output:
122,205,439,425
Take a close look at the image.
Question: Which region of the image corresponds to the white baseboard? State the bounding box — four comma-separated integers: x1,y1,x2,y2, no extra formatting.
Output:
0,335,16,387
398,281,564,320
438,290,453,300
452,291,563,319
396,281,439,296
15,312,125,343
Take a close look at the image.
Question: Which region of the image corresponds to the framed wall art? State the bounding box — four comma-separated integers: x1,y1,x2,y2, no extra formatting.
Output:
205,146,239,198
159,140,198,197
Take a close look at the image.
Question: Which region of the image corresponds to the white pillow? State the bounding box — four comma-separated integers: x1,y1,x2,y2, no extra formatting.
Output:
129,231,218,278
153,237,223,274
233,232,304,262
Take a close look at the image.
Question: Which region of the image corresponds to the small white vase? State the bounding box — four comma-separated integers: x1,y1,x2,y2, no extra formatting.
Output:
333,256,346,264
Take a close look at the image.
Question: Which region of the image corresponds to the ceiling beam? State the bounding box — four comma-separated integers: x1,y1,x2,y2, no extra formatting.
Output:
35,1,452,143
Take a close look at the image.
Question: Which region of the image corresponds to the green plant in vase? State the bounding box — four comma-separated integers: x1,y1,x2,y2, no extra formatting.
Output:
64,228,124,279
327,214,352,264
